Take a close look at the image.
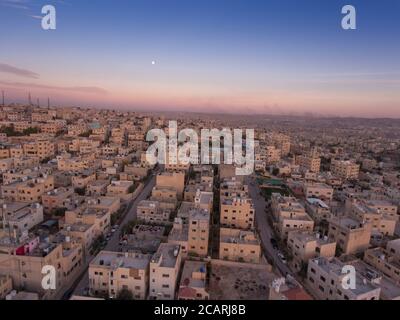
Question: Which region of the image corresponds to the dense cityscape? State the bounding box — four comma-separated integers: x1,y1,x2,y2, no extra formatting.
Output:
0,104,399,301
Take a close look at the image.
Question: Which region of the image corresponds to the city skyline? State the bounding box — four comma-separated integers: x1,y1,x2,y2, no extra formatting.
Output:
1,0,400,117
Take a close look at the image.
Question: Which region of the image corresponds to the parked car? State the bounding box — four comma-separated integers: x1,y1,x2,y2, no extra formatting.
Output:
277,251,287,264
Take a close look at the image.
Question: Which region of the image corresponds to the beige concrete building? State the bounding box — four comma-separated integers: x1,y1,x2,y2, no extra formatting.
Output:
219,228,261,263
106,180,133,197
89,251,152,299
331,159,360,180
149,243,182,300
23,139,55,160
364,246,400,283
137,200,172,225
178,261,209,300
64,206,109,236
220,197,255,230
327,217,372,255
0,202,43,238
303,183,333,201
62,223,95,253
305,198,331,223
58,156,90,172
71,171,96,188
287,231,336,271
168,218,189,256
156,171,185,199
1,175,54,203
271,193,314,239
150,186,179,210
0,235,84,300
347,199,397,236
188,209,210,257
307,257,380,300
265,146,281,165
297,151,321,173
42,187,74,213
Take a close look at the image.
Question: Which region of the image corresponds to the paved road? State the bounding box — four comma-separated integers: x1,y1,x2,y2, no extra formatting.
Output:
69,174,157,298
246,176,292,277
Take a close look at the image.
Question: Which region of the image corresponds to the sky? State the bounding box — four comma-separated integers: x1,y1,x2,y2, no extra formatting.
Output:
0,0,400,117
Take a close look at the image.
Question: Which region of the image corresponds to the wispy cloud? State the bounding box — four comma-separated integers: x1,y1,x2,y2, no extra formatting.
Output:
0,63,39,79
0,0,30,10
0,80,108,95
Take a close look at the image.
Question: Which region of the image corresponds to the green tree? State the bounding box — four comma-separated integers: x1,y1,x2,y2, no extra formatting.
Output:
116,288,134,300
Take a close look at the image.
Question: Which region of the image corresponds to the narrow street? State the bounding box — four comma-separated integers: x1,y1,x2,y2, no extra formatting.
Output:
66,173,157,298
246,176,292,277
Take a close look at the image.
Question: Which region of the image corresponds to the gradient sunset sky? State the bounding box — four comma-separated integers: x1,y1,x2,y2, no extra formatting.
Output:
1,0,400,117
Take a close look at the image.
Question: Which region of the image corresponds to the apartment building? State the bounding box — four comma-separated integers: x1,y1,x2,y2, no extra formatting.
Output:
137,200,172,225
347,199,397,236
168,218,189,256
58,156,90,172
0,235,84,300
71,171,96,188
106,180,133,197
297,151,321,173
287,231,336,272
150,186,178,210
219,228,261,264
178,261,209,300
220,197,255,230
307,257,380,300
188,209,210,257
23,139,55,160
13,156,40,170
149,243,182,300
264,146,281,165
0,203,43,238
220,177,248,202
331,160,360,180
305,198,331,223
303,183,333,201
62,223,95,253
364,245,400,283
271,193,314,239
156,171,185,199
1,175,54,203
64,203,112,238
40,121,65,134
89,251,151,299
41,187,74,213
123,164,149,181
327,217,372,255
365,200,398,219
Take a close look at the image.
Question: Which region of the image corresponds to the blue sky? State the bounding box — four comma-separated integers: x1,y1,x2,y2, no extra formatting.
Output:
0,0,399,117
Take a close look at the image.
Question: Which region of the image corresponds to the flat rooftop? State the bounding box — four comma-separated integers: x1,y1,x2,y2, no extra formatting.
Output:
91,250,151,270
220,228,259,245
151,243,180,268
306,198,329,209
180,261,207,291
312,257,379,296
